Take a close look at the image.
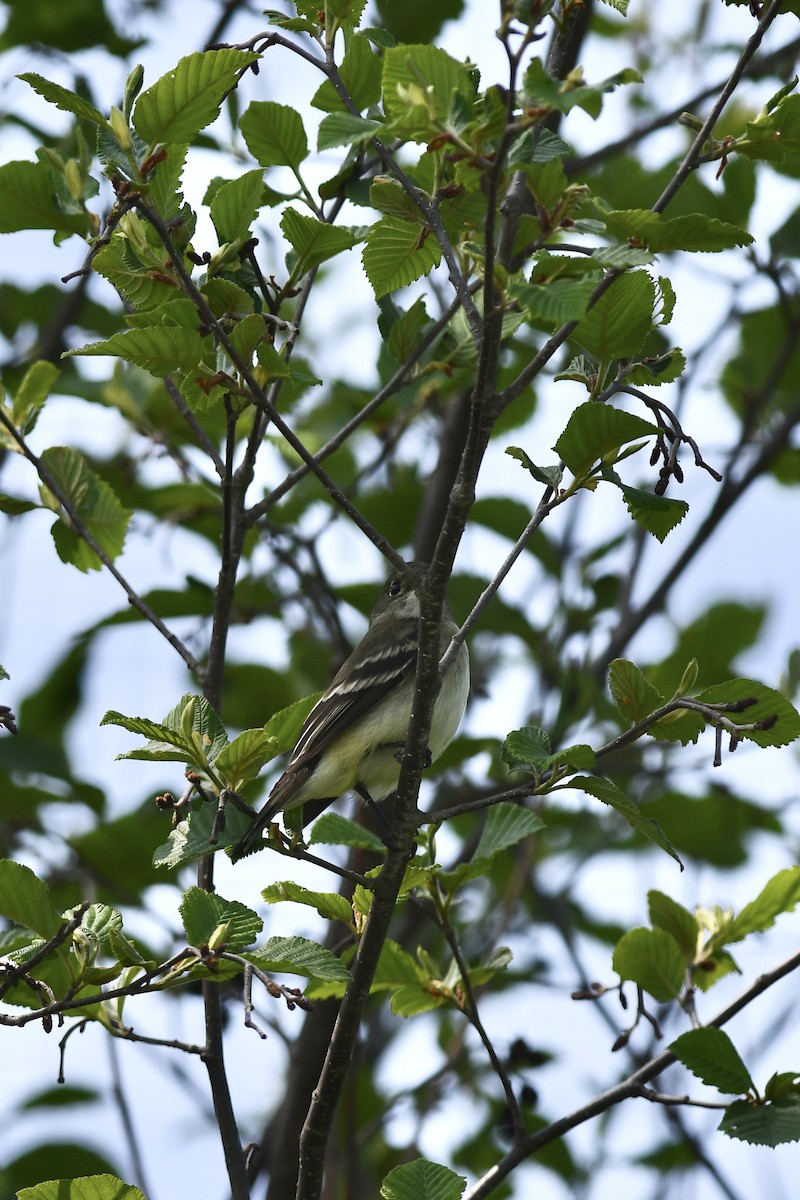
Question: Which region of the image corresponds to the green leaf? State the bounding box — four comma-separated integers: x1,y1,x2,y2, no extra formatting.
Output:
102,693,227,769
308,812,387,854
380,1158,467,1200
740,93,800,173
39,447,131,572
18,73,105,124
262,693,321,756
524,59,641,119
554,402,658,477
17,1175,146,1200
209,168,265,243
240,100,308,169
726,867,800,943
612,926,685,1002
214,728,278,790
134,49,258,145
505,446,564,488
246,935,351,982
0,159,92,239
694,679,800,749
66,325,207,376
312,32,383,113
471,803,545,863
12,360,60,435
720,1097,800,1147
648,890,699,958
92,238,180,310
281,208,361,272
318,112,380,150
617,483,689,542
154,803,251,868
570,776,683,868
609,659,664,722
369,177,421,221
381,44,475,138
0,860,61,938
670,1028,753,1094
386,296,430,363
623,347,687,387
502,724,551,770
362,216,442,299
514,278,598,327
262,881,354,927
571,271,656,359
179,887,262,951
765,1072,800,1101
597,207,753,253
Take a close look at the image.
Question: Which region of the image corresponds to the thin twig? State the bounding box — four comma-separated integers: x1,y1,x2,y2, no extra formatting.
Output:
463,946,800,1199
0,408,203,675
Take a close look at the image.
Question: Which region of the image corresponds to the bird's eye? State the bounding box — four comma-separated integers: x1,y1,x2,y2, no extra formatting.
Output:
388,578,403,598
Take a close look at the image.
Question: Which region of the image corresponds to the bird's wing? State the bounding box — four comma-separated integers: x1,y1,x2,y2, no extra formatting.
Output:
287,616,419,771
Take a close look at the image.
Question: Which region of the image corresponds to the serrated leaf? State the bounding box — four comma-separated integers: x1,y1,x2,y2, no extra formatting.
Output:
502,724,551,769
471,803,545,863
180,887,262,951
369,177,421,221
0,159,92,239
362,216,442,298
17,1175,146,1200
154,803,251,868
670,1027,753,1094
570,776,683,868
92,238,180,310
19,73,105,124
609,659,665,722
0,860,61,939
695,679,800,749
524,59,641,120
246,935,351,982
764,1072,800,1101
726,866,800,943
308,812,387,854
386,296,429,363
134,49,258,145
612,926,685,1001
66,325,207,376
381,44,475,138
103,693,227,769
262,881,354,927
720,1097,800,1146
312,30,382,113
209,168,265,243
240,100,308,169
505,446,563,488
514,278,597,326
281,208,361,272
618,483,689,542
598,208,753,253
40,447,131,572
648,890,699,958
317,111,380,150
555,402,658,477
623,348,687,387
380,1158,467,1200
12,360,60,435
571,271,656,359
213,728,278,790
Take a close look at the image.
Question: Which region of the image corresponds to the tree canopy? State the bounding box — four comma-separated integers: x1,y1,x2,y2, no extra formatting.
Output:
2,3,800,1199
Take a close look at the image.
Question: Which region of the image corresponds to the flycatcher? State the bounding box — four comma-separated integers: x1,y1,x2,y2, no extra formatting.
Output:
233,561,469,856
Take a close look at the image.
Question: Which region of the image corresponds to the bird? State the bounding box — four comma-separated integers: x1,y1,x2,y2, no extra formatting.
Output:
232,561,470,856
